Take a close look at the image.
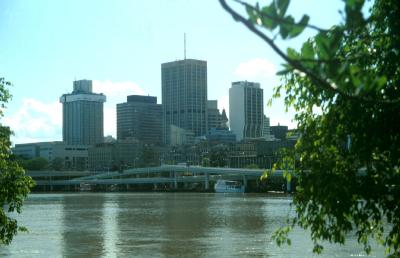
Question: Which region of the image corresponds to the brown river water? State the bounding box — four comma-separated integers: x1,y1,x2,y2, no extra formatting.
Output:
1,193,384,257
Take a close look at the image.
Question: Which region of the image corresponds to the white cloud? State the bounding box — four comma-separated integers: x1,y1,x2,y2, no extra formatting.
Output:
217,94,230,128
217,94,229,118
103,106,116,137
235,58,277,79
4,98,62,144
92,80,147,98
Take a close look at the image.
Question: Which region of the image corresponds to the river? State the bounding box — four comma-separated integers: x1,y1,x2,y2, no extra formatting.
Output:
1,193,383,257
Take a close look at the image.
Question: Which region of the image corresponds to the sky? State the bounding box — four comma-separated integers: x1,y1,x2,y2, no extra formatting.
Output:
0,0,352,145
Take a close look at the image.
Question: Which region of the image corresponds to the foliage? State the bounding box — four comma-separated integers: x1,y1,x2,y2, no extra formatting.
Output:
18,157,49,171
209,145,228,167
138,145,158,167
220,0,400,256
0,77,35,245
50,157,64,171
201,156,210,167
245,163,259,169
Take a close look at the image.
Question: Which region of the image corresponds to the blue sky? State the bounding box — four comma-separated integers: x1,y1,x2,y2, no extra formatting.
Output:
1,0,352,144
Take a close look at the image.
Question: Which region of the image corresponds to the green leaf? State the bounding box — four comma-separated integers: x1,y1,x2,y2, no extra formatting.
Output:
287,172,292,182
288,14,309,38
246,5,258,24
315,32,330,59
301,41,314,59
374,75,387,91
261,4,279,30
280,16,295,39
261,169,270,180
287,47,299,59
276,0,290,17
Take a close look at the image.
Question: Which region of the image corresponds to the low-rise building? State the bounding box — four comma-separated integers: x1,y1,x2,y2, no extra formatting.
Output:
88,141,143,171
13,141,89,170
206,128,236,144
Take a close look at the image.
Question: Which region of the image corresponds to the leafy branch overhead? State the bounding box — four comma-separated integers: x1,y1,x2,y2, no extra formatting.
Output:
220,0,400,256
219,0,396,105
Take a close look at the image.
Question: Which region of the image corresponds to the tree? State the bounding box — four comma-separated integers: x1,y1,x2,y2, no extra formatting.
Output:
20,157,49,171
139,145,158,167
245,163,258,169
50,157,64,171
201,156,210,167
0,77,35,245
209,145,228,167
220,0,400,256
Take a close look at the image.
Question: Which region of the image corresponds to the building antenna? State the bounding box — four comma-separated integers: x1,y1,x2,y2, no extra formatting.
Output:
184,33,186,60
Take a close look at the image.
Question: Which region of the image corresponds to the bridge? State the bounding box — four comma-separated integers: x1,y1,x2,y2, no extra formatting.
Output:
27,165,293,192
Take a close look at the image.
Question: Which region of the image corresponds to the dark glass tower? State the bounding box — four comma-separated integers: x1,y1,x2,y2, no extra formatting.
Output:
161,59,207,145
117,95,162,145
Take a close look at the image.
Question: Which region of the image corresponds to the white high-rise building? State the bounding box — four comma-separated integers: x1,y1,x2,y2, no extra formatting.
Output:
60,80,106,145
229,81,264,141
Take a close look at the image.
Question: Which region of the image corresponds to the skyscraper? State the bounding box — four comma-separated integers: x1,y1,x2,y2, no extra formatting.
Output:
162,59,207,145
229,81,264,141
60,80,106,145
117,95,162,145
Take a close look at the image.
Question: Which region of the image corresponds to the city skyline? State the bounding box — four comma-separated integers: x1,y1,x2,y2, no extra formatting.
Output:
0,0,348,144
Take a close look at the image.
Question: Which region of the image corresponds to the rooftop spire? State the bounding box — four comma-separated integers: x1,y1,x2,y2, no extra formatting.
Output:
184,33,186,60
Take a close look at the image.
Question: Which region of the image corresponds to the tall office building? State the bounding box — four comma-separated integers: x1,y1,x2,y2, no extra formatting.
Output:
60,80,106,145
117,95,162,145
229,81,264,141
162,59,207,145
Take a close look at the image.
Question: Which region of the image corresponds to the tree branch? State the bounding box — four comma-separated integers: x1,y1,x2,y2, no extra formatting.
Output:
234,0,329,33
218,0,400,105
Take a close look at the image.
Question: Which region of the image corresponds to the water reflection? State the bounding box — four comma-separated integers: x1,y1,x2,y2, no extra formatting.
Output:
206,194,269,257
102,195,119,257
61,194,106,257
160,194,211,257
114,193,165,256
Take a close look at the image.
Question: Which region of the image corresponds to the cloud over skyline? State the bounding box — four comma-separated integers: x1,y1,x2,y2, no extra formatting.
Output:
4,98,62,144
92,80,147,98
235,58,277,80
6,80,148,144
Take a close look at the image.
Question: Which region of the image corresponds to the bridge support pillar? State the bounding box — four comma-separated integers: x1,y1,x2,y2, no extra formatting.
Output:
286,180,292,193
204,173,209,190
242,175,248,188
173,171,178,189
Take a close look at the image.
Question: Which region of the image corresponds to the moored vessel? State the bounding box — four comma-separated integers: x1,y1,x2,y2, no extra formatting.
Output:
214,180,245,193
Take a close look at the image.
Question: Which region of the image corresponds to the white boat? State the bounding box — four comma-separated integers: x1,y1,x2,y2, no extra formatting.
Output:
214,180,245,193
79,183,92,191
